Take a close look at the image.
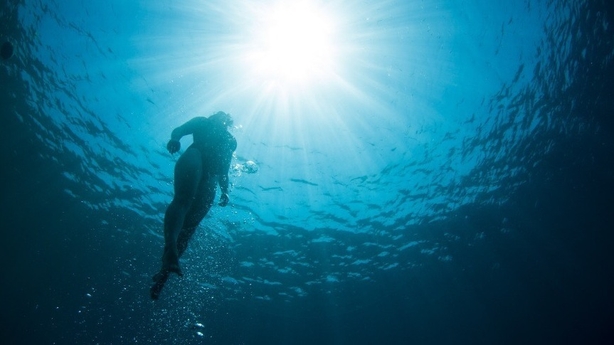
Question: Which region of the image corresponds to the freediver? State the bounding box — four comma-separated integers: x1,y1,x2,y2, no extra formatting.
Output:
151,111,236,300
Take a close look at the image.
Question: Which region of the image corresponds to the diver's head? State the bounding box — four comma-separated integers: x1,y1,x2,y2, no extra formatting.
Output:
209,111,233,128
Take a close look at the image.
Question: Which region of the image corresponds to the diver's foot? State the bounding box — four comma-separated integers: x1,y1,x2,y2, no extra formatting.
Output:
161,250,183,277
150,271,168,300
150,284,163,300
163,262,183,277
152,270,169,283
150,268,175,300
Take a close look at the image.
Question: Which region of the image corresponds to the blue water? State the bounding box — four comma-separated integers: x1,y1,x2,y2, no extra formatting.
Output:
1,0,613,344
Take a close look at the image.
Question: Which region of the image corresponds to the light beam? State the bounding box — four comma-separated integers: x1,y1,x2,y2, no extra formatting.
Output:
244,1,337,86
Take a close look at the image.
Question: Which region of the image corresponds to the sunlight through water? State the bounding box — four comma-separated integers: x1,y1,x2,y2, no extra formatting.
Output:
7,0,610,342
244,0,337,85
124,0,459,233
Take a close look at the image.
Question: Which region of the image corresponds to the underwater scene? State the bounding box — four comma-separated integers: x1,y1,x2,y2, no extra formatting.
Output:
1,0,613,344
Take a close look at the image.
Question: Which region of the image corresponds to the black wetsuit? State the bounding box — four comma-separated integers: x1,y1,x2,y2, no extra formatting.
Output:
150,117,236,300
189,117,237,175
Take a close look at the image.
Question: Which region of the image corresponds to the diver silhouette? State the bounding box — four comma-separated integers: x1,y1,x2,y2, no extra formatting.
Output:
151,111,236,300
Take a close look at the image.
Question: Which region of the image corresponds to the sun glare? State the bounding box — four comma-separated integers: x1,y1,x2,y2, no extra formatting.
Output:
246,1,336,85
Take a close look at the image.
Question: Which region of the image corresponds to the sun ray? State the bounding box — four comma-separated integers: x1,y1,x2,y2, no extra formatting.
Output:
243,0,337,85
134,0,455,200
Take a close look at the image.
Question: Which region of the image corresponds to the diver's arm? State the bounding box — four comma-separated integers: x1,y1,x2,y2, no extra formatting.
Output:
217,136,237,206
218,174,230,206
170,117,206,141
167,117,206,154
218,157,232,206
219,174,229,194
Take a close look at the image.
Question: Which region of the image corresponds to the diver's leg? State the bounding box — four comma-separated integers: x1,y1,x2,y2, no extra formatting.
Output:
176,176,216,258
161,147,202,276
151,172,212,300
